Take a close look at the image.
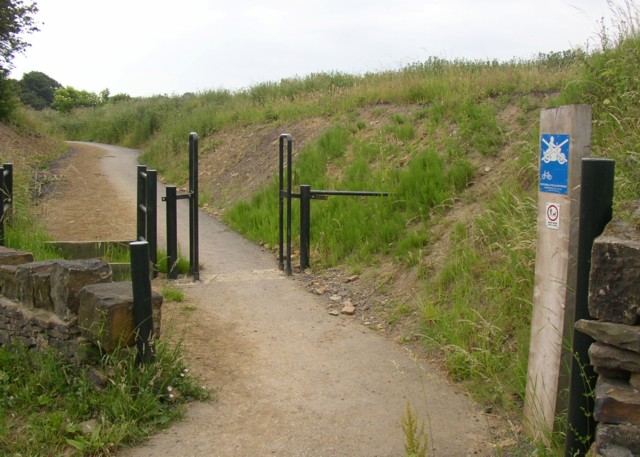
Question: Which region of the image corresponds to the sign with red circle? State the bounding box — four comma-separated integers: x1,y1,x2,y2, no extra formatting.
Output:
546,203,560,229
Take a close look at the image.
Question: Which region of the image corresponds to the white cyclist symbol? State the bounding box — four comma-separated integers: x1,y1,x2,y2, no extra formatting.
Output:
541,136,569,165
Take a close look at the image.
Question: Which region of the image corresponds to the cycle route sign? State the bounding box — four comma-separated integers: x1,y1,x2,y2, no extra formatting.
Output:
539,133,570,195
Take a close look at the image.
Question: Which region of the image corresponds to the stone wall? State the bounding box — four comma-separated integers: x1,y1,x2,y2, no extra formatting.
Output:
0,246,162,361
575,208,640,456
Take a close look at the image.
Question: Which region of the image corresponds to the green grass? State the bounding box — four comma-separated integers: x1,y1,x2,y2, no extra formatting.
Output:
0,341,208,456
156,249,190,276
161,285,185,302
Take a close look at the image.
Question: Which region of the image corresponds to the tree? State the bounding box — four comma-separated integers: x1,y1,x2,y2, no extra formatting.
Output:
52,86,100,113
0,0,39,120
0,0,39,75
17,70,61,109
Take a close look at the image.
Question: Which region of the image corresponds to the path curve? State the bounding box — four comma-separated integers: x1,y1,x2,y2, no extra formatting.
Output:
74,142,492,456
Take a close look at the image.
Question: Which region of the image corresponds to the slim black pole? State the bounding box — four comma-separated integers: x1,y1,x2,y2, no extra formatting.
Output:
136,165,147,242
300,185,311,270
564,158,614,456
166,186,178,280
0,166,5,246
4,163,12,225
189,132,200,280
147,169,158,278
286,136,293,275
278,135,286,271
130,240,156,365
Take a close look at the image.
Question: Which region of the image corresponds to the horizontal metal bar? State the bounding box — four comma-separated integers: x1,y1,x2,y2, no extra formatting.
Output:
175,193,192,200
310,190,391,197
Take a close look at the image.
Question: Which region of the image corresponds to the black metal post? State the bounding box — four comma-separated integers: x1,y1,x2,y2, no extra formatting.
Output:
166,186,178,280
0,166,5,246
278,134,287,271
278,134,293,274
564,158,615,456
146,169,158,278
189,132,200,281
3,163,12,225
136,165,147,242
130,241,156,365
300,185,311,270
286,135,292,276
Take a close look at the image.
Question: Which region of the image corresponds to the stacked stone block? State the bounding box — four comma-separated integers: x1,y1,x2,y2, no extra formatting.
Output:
0,246,163,361
575,213,640,456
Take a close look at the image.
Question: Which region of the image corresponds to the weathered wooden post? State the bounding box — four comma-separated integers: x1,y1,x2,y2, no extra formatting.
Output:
524,105,592,440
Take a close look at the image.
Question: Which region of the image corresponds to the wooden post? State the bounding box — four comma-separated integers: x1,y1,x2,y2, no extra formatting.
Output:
524,105,591,440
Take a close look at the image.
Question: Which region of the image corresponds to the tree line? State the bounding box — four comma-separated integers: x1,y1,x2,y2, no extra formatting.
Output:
0,0,131,120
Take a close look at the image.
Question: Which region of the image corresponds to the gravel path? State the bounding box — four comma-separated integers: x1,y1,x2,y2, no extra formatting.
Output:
66,143,493,456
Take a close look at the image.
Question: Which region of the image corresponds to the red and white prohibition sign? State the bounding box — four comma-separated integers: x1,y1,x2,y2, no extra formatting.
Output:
546,203,560,230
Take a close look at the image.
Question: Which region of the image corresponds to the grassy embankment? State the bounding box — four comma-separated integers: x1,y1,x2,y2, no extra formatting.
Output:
31,14,640,451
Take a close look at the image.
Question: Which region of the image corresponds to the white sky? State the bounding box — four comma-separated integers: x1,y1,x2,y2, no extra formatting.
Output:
10,0,616,97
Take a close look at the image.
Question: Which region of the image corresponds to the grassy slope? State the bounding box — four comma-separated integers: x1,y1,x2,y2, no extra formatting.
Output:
34,29,640,436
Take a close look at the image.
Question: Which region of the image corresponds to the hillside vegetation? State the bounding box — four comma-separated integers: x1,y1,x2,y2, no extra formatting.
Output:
28,9,640,434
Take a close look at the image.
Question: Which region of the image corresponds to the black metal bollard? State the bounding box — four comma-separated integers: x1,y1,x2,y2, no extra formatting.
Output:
0,166,5,247
564,158,615,456
136,165,147,241
189,132,200,281
300,185,311,270
278,134,293,274
165,186,178,280
0,163,12,246
146,169,158,277
136,165,158,278
130,241,156,365
3,163,12,225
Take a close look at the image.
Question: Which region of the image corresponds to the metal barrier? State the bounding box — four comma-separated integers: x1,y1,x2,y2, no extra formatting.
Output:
163,132,200,280
130,240,156,365
277,135,390,273
0,163,14,246
136,165,157,277
298,186,390,270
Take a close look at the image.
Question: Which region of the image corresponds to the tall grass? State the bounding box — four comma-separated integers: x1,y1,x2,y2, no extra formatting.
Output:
0,340,207,455
225,125,476,267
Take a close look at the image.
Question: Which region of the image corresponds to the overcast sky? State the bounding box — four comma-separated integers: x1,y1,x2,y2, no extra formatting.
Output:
10,0,616,97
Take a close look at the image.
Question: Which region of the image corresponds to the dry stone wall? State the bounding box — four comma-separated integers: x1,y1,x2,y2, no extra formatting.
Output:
575,206,640,456
0,247,162,361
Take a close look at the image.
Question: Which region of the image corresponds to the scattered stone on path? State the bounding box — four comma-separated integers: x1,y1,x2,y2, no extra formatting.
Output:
345,275,360,283
329,310,340,316
314,286,327,295
341,302,356,315
329,294,341,302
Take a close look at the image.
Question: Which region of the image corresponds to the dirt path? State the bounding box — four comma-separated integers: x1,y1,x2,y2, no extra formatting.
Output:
43,143,494,456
